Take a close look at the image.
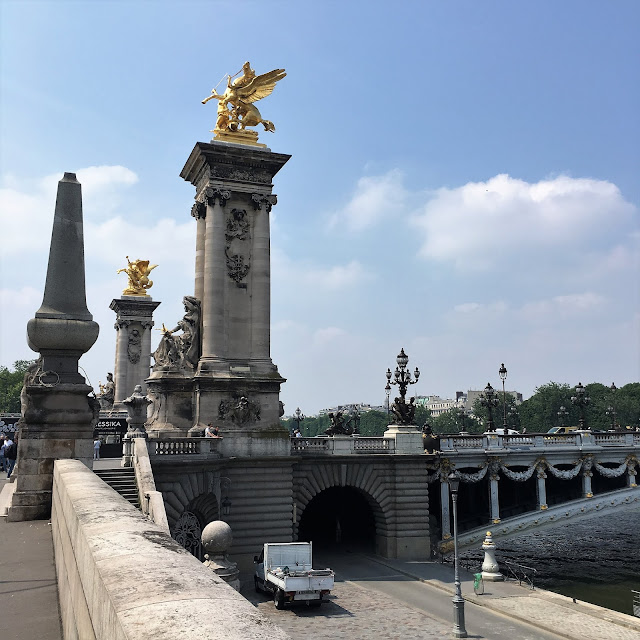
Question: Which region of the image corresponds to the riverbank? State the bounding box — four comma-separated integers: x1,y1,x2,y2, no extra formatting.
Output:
372,554,640,640
460,505,640,616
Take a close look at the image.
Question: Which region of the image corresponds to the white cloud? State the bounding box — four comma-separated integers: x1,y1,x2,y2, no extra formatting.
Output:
329,169,406,231
0,166,140,256
313,326,346,345
411,174,637,271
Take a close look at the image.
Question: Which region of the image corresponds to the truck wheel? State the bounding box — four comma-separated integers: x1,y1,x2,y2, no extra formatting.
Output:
254,577,261,593
274,588,285,609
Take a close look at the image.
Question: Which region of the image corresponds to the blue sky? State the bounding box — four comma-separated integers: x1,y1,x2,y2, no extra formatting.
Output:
1,1,638,414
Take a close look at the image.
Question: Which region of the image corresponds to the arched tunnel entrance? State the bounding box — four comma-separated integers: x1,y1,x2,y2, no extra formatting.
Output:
297,486,377,552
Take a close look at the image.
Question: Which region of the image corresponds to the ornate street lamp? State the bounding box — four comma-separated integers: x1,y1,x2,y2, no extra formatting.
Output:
292,407,305,435
498,363,508,429
571,382,590,429
480,383,499,432
448,472,467,638
607,383,618,430
386,348,420,425
385,381,391,419
557,406,569,428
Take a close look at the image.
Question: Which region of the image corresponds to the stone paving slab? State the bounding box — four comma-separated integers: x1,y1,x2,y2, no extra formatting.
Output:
241,577,458,640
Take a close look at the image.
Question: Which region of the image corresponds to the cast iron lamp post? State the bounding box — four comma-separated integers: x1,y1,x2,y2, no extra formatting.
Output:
386,348,420,402
498,363,508,429
448,472,467,638
292,407,305,435
558,406,569,428
607,383,618,430
571,382,590,429
480,383,499,432
385,382,391,419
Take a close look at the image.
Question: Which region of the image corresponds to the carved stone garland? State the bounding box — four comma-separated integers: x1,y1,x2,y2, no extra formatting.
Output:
593,457,635,479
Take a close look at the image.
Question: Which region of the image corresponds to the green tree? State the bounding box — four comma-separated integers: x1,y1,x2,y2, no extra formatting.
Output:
472,391,521,431
0,360,34,413
430,408,481,434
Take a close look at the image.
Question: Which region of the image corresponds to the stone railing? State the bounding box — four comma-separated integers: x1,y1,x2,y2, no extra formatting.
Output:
51,459,288,640
132,437,169,532
291,436,395,455
148,437,222,457
439,431,640,452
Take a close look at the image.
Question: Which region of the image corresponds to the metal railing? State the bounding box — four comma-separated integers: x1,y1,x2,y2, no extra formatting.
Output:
503,559,537,589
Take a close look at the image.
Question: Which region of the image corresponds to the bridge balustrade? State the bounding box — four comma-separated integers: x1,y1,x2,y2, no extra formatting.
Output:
291,436,394,455
148,437,222,457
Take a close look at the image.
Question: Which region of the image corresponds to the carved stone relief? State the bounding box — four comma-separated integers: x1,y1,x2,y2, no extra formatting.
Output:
218,395,261,425
225,208,251,285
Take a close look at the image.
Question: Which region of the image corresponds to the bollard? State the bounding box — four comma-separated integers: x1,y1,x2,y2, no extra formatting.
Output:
481,531,503,581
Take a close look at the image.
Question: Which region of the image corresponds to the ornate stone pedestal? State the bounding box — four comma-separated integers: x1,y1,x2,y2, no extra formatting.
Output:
110,296,160,410
384,425,424,455
481,531,503,581
146,141,290,456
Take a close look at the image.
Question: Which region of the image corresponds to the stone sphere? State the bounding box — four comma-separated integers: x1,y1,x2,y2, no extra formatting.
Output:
201,520,233,554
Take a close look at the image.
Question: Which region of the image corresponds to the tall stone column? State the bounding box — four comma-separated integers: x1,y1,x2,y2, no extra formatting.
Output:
167,141,290,454
440,480,451,539
192,201,206,305
110,297,160,409
536,464,548,510
489,472,501,523
250,194,276,362
581,455,594,498
202,188,229,360
9,173,99,521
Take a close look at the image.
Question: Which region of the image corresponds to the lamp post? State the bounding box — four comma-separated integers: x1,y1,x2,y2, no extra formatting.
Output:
558,406,568,428
385,381,391,420
292,407,305,435
607,383,618,430
386,348,420,403
480,383,499,432
571,382,590,429
448,472,467,638
386,348,420,425
498,363,508,429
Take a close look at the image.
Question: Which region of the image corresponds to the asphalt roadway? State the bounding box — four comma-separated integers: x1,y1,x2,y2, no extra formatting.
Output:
241,550,567,640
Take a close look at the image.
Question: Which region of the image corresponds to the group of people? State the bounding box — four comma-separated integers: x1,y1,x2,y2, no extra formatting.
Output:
0,433,18,478
204,423,220,437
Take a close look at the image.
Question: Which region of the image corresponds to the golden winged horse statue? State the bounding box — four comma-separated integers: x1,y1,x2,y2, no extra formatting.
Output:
202,62,286,145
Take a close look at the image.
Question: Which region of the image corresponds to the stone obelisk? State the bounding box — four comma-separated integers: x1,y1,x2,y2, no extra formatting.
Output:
9,172,99,521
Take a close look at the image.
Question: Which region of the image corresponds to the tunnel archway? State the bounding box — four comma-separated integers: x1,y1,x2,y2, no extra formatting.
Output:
297,486,377,552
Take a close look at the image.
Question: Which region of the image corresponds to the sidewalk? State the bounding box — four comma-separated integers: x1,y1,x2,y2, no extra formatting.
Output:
373,556,640,640
0,477,62,640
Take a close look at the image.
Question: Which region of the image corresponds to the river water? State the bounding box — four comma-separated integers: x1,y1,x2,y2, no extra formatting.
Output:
463,505,640,616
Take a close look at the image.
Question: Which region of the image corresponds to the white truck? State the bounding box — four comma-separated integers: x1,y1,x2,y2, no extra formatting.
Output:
254,542,334,609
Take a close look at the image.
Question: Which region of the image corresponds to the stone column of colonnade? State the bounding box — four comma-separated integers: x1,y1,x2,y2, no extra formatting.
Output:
489,472,501,523
536,465,548,510
440,481,451,539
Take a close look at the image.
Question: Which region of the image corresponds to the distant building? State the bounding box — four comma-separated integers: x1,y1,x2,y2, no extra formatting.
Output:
318,403,384,417
415,389,522,418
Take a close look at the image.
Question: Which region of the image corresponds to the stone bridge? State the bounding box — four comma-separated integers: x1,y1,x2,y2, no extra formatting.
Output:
144,430,640,564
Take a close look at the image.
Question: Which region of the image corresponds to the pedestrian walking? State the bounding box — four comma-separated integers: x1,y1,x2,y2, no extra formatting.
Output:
93,438,101,460
5,435,17,478
0,435,6,472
